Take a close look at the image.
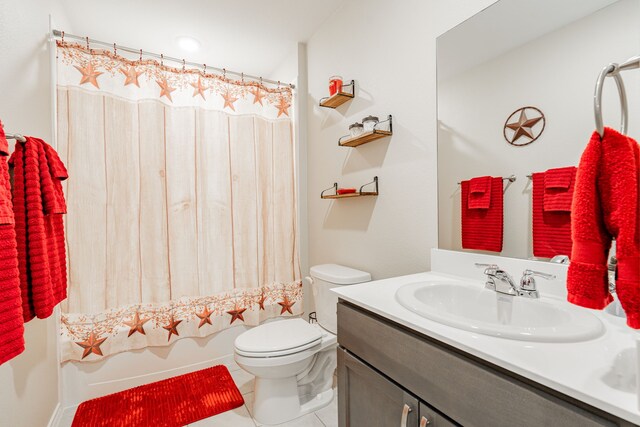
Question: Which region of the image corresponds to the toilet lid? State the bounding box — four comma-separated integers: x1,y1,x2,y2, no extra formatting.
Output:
235,319,323,356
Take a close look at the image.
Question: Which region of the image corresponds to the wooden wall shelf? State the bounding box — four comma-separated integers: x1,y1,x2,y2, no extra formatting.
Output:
319,80,355,108
321,177,379,199
338,115,393,147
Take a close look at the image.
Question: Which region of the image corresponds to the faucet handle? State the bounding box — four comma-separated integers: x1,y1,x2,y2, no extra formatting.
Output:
522,269,556,281
475,263,499,274
520,270,555,296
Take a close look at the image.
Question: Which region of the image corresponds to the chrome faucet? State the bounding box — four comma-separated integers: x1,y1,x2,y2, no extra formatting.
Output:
475,263,519,296
475,264,555,299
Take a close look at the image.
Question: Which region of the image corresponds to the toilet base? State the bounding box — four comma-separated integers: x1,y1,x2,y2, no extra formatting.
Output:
252,376,334,425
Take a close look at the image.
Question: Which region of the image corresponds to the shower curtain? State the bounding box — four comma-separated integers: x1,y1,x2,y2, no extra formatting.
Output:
55,41,301,362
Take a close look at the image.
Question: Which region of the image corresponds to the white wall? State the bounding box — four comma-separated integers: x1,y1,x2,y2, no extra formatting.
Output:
438,0,640,259
305,0,497,283
0,0,73,425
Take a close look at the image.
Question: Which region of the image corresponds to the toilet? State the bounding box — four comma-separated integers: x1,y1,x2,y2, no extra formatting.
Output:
234,264,371,425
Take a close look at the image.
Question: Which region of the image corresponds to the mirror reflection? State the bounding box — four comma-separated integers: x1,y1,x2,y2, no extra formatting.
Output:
436,0,639,260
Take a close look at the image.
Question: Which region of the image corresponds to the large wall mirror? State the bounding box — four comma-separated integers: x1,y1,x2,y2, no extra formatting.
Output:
437,0,639,260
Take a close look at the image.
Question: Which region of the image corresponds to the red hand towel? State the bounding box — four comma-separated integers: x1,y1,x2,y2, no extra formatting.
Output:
543,167,576,212
567,128,640,329
10,137,68,321
532,172,572,258
461,177,503,252
0,122,24,365
468,176,492,209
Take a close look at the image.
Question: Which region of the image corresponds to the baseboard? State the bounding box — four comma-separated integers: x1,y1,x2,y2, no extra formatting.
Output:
46,402,63,427
88,353,237,388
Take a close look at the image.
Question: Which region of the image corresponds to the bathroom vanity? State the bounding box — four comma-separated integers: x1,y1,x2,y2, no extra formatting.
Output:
337,301,632,427
333,252,640,427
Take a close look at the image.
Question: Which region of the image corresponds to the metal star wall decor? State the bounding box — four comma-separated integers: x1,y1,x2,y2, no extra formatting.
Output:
503,106,545,146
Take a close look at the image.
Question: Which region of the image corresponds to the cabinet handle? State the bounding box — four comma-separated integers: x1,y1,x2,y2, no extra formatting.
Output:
420,416,431,426
400,403,412,427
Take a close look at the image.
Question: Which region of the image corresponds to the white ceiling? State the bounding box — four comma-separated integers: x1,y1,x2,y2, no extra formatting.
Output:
55,0,346,80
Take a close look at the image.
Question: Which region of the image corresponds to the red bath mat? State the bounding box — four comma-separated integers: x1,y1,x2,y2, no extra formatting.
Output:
71,365,244,427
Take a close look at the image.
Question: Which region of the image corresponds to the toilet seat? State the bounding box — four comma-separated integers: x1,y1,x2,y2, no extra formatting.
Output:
234,318,323,358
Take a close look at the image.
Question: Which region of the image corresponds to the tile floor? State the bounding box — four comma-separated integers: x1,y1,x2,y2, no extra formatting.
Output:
58,361,338,427
190,362,338,426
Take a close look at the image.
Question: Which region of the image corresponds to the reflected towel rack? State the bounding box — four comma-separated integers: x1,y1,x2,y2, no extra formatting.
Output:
594,54,639,138
5,133,26,143
457,174,516,185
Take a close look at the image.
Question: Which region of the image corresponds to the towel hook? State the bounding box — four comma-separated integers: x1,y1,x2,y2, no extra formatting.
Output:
594,63,628,138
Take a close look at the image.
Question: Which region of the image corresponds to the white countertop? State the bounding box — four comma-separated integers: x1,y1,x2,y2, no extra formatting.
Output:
331,270,640,425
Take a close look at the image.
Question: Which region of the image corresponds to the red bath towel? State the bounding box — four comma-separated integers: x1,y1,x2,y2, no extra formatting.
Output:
461,177,503,252
10,137,68,321
567,128,640,328
532,167,575,258
0,123,24,365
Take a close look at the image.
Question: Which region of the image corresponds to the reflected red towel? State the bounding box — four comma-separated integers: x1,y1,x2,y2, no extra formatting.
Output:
461,177,503,252
567,128,640,329
468,176,492,209
0,122,24,365
543,167,576,212
10,137,68,321
532,171,573,258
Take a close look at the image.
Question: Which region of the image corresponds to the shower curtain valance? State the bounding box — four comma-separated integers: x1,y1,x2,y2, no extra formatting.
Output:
56,41,301,362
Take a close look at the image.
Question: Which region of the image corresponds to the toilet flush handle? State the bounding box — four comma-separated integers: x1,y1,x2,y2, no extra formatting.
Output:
304,276,314,285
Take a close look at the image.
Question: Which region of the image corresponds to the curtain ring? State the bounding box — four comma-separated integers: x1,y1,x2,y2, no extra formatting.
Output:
139,49,143,62
113,43,117,56
85,36,89,50
259,77,263,86
160,54,164,66
182,59,186,72
203,63,207,75
223,68,226,79
241,72,244,82
61,31,65,43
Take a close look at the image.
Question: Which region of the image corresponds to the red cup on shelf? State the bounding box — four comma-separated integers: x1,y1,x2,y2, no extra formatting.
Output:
329,75,343,96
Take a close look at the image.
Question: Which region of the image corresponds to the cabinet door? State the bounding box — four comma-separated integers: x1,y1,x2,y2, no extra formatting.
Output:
338,347,419,427
419,402,458,427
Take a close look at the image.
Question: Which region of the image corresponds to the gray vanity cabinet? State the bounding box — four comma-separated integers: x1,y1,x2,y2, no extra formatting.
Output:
337,301,633,427
338,347,455,427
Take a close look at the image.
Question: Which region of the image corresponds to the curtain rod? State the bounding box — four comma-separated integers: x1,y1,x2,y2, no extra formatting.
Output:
51,29,295,89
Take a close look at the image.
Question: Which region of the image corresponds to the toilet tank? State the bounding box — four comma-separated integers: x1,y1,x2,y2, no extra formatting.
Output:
310,264,371,334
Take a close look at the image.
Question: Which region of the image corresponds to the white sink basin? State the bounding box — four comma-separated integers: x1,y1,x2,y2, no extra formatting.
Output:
395,281,604,342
